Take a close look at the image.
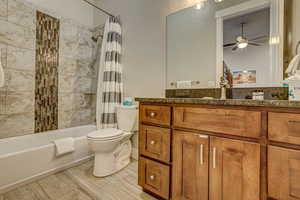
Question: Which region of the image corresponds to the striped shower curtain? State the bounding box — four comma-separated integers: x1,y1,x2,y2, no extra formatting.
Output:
96,16,123,129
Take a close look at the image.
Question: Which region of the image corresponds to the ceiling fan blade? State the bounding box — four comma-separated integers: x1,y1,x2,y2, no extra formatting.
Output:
232,45,238,51
249,42,261,46
249,36,268,42
224,43,236,47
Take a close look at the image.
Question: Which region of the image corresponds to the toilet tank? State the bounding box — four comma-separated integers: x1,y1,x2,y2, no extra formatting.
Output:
116,105,138,132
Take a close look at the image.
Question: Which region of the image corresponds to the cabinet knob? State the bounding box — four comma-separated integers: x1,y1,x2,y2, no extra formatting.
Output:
150,140,156,145
149,175,155,180
150,112,156,118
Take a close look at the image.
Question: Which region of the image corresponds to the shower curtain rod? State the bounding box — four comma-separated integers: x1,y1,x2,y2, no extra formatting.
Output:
82,0,114,17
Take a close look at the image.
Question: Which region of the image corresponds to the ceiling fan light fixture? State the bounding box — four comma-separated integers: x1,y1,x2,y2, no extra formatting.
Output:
215,0,224,2
269,36,280,45
195,3,203,9
195,0,208,10
194,0,207,10
238,41,248,49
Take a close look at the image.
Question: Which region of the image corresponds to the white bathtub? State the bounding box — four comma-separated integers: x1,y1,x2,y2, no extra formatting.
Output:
0,125,96,193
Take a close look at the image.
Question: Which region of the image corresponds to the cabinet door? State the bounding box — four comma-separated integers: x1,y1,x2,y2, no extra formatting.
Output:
172,131,209,200
210,137,260,200
268,146,300,200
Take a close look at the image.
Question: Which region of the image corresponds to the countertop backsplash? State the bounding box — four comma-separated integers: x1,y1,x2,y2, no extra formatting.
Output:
166,87,288,100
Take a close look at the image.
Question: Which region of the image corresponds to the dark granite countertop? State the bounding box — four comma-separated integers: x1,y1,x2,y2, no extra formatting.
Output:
135,98,300,108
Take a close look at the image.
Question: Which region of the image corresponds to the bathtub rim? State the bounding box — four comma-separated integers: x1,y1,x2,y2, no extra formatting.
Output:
0,135,88,159
0,125,96,159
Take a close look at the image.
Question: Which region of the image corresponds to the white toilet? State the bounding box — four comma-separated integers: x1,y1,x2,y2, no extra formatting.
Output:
87,105,138,177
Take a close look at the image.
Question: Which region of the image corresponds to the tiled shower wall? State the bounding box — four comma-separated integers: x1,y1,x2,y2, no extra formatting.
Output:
0,0,97,139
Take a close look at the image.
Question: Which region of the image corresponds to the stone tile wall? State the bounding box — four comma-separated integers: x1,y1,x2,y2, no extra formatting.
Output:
58,18,97,129
0,0,97,139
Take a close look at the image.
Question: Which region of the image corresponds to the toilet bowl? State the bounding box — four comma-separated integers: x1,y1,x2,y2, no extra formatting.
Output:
88,105,138,177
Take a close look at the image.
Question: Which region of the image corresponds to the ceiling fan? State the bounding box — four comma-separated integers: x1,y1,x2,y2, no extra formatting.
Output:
223,22,268,51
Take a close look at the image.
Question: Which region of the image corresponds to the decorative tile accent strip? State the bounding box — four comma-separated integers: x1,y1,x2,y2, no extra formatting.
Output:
35,11,59,132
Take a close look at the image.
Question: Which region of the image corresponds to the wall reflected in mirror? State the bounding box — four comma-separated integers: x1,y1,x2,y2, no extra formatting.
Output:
166,0,287,89
223,8,270,87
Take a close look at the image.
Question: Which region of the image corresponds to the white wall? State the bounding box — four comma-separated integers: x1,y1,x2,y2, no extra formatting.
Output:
95,0,166,98
25,0,95,27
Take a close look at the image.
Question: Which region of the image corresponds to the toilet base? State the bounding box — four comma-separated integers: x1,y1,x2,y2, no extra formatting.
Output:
93,154,131,177
93,153,115,177
92,140,132,177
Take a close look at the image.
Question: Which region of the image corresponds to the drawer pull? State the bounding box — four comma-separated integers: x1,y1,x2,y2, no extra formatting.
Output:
200,144,204,165
149,175,155,180
193,134,209,139
213,147,217,169
199,135,208,139
150,140,156,145
149,112,157,118
288,120,300,124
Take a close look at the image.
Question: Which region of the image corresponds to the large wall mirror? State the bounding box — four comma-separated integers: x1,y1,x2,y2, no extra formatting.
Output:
166,0,295,89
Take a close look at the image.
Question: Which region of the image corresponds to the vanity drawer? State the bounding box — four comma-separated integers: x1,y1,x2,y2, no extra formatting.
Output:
269,112,300,145
173,107,261,138
140,105,171,126
139,125,171,163
138,157,170,199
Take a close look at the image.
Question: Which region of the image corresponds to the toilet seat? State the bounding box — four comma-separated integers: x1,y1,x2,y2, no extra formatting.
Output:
87,128,123,141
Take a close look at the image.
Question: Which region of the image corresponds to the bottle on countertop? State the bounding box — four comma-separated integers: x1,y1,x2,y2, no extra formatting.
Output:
252,90,264,100
123,97,134,106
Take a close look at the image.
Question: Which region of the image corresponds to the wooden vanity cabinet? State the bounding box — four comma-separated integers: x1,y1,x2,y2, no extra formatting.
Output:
269,112,300,146
173,107,261,138
138,105,172,199
268,112,300,200
268,146,300,200
139,157,170,199
139,125,171,163
172,131,209,200
172,132,261,200
209,137,261,200
140,105,171,126
138,103,300,200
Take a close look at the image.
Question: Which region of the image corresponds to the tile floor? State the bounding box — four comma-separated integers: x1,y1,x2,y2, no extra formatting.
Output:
0,161,156,200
